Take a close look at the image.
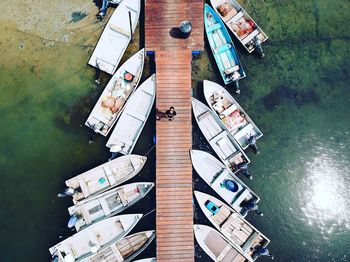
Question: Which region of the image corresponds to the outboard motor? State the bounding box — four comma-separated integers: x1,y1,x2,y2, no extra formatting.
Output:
243,201,264,216
57,187,76,198
68,214,78,228
247,135,259,154
254,36,265,58
52,255,59,262
234,80,240,94
253,245,274,259
109,144,125,161
236,162,253,180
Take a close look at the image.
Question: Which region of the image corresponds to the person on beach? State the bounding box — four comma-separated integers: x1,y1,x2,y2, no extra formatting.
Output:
156,106,176,121
242,201,263,216
252,245,274,259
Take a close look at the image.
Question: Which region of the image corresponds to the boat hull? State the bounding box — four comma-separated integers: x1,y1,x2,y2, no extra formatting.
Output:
49,214,142,262
190,150,258,215
210,0,268,54
194,191,270,261
191,97,250,174
85,49,145,136
85,231,155,262
106,74,156,155
88,0,141,74
193,224,247,262
68,182,154,231
65,154,147,203
203,80,263,150
204,4,246,85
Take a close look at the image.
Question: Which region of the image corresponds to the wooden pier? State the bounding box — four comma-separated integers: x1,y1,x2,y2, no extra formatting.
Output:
145,0,204,261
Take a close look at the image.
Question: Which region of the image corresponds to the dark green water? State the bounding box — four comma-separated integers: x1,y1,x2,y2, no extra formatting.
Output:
0,0,349,261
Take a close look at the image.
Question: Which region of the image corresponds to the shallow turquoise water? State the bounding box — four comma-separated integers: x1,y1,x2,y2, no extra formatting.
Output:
0,0,350,261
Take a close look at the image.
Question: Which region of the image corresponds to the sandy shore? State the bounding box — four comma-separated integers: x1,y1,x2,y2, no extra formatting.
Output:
0,0,113,46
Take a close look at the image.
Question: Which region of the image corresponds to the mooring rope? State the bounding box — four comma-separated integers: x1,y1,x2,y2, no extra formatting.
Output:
143,208,156,218
144,143,156,158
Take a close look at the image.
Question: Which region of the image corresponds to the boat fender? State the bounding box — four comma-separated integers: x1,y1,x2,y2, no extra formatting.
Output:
90,245,99,253
110,144,124,153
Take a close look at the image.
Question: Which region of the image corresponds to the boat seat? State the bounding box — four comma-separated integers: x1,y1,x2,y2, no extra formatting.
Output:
212,206,231,226
109,23,131,37
220,104,238,118
103,165,113,177
214,43,232,54
234,123,255,141
119,135,134,147
106,174,116,186
125,3,138,13
142,87,154,96
94,110,112,124
227,153,246,169
216,244,232,261
81,206,93,225
109,244,123,260
109,136,133,151
103,165,118,186
99,198,111,216
78,178,90,198
210,168,226,185
227,10,244,24
216,137,237,158
198,111,212,121
127,111,146,122
129,160,136,172
242,29,260,45
67,245,78,258
231,188,252,207
198,112,222,139
222,215,243,232
225,65,240,74
207,23,221,33
220,6,240,23
242,232,261,251
117,189,129,206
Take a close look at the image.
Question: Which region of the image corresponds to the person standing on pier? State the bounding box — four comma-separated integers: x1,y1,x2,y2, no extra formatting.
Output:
165,106,176,121
156,106,177,121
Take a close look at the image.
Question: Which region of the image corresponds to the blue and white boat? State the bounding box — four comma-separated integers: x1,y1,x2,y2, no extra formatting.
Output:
204,3,246,87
